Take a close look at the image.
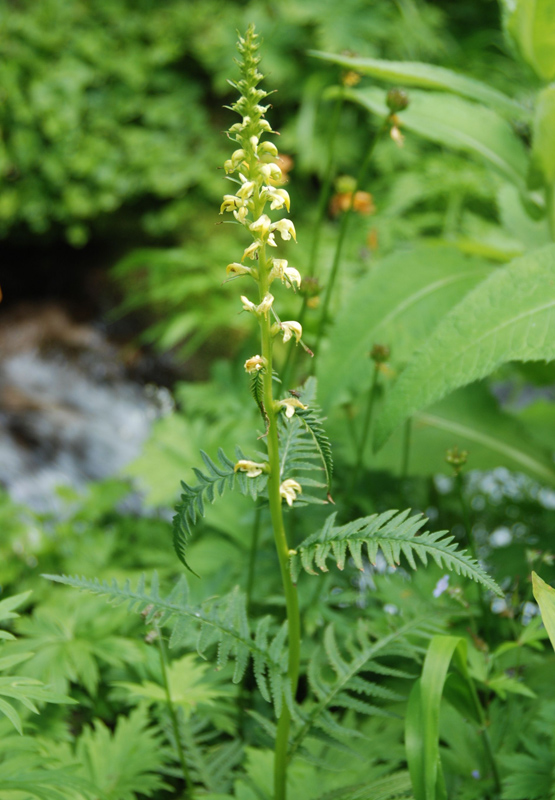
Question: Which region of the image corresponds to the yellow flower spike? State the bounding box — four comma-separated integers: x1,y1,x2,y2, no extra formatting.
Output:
270,219,296,242
279,478,302,506
234,459,268,478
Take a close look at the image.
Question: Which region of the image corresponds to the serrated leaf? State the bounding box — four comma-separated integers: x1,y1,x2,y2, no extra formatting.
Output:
338,87,530,194
317,247,492,408
375,244,555,450
309,50,527,120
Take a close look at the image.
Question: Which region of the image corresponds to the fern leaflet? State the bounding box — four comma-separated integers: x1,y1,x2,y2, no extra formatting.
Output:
291,509,502,596
290,617,436,758
172,447,268,573
42,573,289,715
296,405,333,495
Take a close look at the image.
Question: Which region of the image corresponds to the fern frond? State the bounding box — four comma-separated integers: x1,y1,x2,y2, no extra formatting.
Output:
291,509,502,596
290,617,436,758
296,405,333,494
315,770,413,800
172,447,268,573
43,574,288,714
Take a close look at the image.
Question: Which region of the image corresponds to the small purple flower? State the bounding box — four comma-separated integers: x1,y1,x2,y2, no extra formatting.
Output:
471,770,480,780
433,575,449,598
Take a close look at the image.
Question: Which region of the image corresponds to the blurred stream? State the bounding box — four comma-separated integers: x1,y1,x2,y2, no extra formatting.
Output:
0,302,171,511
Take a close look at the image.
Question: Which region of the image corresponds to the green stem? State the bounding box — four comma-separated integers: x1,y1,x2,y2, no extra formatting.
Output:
351,363,380,492
400,417,412,481
156,623,194,797
313,117,388,360
258,240,301,800
455,472,489,636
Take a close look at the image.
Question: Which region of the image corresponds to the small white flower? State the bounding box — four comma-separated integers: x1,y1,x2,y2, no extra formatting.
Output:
258,119,273,133
249,214,272,238
244,355,267,373
234,459,268,478
267,232,278,247
276,397,307,418
224,148,246,173
249,135,259,151
280,478,302,506
280,320,302,343
270,218,297,241
241,295,257,313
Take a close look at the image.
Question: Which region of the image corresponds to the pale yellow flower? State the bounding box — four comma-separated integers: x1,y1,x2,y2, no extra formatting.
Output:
271,219,297,241
280,478,302,506
244,355,267,373
234,459,268,477
281,320,303,343
242,240,262,261
269,259,301,289
260,163,282,182
276,397,307,418
226,262,252,276
249,214,272,238
220,195,238,214
240,293,274,315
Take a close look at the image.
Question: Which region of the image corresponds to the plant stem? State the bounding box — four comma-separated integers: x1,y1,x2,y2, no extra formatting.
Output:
258,241,301,800
313,117,388,361
401,417,412,480
455,472,489,635
351,362,380,492
156,622,194,797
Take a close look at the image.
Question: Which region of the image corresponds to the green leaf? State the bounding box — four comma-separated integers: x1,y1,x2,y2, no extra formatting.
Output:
406,636,482,800
371,385,555,486
292,509,502,596
317,246,492,408
309,51,527,120
337,87,529,193
532,572,555,653
503,0,555,81
374,244,555,450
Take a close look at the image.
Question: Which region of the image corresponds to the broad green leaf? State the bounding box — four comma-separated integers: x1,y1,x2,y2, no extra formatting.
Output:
310,50,527,120
317,247,492,408
406,636,470,800
366,385,555,485
337,87,529,193
503,0,555,81
374,244,555,450
532,572,555,653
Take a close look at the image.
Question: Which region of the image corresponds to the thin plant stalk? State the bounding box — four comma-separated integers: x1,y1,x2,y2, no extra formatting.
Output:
258,239,301,799
155,622,194,797
313,118,388,360
351,361,380,492
400,417,412,480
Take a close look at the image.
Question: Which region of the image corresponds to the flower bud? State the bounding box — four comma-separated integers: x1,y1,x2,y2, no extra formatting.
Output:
244,355,267,373
386,88,409,113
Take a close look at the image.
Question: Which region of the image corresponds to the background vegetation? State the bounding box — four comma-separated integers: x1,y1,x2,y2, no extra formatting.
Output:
2,0,555,798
